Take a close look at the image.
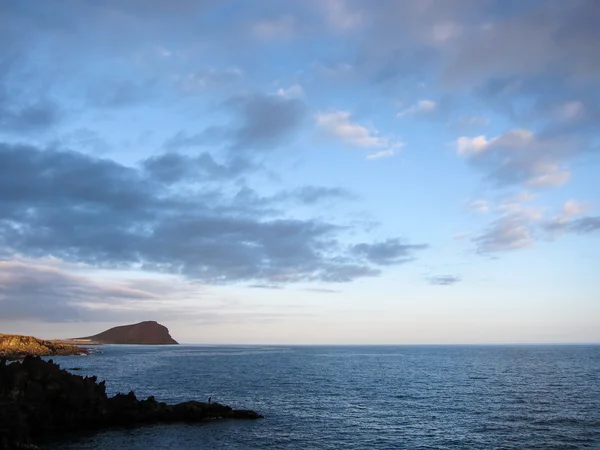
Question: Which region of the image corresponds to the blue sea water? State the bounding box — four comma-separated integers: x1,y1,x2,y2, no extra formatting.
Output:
47,345,600,449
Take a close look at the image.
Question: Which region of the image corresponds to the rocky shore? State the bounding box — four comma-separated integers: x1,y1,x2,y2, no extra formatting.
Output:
0,334,88,360
0,356,263,449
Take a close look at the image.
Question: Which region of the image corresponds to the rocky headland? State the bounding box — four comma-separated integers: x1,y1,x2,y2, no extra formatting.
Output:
0,334,87,360
0,356,263,449
74,320,178,345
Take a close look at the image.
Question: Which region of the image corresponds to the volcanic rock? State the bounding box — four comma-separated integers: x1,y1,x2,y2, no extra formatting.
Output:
0,356,262,449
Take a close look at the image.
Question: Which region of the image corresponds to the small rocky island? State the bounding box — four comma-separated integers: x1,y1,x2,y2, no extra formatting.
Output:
0,356,263,449
0,334,87,360
74,320,178,345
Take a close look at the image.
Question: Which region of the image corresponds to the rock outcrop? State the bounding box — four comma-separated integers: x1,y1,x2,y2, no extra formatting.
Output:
0,334,88,360
0,356,263,449
77,321,178,345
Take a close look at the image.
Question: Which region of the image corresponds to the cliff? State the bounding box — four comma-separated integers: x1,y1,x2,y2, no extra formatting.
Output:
78,321,178,345
0,334,88,360
0,356,262,449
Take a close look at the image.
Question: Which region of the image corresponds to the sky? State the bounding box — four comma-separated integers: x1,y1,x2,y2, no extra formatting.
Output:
0,0,599,344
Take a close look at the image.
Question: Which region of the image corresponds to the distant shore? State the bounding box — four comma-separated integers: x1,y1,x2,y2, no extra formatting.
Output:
0,333,88,360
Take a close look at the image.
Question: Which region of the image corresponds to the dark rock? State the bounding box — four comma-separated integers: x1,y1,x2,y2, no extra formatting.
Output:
0,356,263,449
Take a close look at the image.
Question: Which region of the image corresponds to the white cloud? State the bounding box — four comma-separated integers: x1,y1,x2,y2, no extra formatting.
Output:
366,149,395,160
253,15,296,39
456,115,490,127
466,199,490,214
277,84,305,99
452,232,470,240
526,163,571,188
316,110,403,157
397,99,437,117
177,67,243,91
560,101,586,121
430,21,462,44
562,200,591,218
456,135,490,155
319,0,363,31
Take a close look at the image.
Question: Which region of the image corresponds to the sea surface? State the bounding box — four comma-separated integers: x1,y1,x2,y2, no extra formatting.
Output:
47,345,600,449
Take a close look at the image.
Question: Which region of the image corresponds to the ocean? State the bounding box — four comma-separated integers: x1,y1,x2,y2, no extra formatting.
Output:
48,345,600,449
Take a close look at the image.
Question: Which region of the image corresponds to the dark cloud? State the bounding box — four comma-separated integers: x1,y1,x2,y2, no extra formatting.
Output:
0,142,425,285
428,275,461,286
86,78,159,108
225,93,307,151
351,238,428,265
0,58,61,132
163,128,227,151
286,186,357,204
444,0,600,84
457,130,574,188
571,216,600,233
543,215,600,236
142,152,252,184
162,93,306,156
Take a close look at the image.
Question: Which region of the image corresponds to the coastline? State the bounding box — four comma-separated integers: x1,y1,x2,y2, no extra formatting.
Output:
0,356,263,449
0,334,89,360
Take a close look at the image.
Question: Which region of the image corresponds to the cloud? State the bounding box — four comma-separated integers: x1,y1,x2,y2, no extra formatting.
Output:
316,110,403,158
163,93,307,154
397,99,437,117
283,186,357,204
318,0,363,31
471,198,599,254
0,58,61,132
0,260,168,322
253,15,296,39
176,67,243,91
351,238,428,265
366,149,395,160
455,115,491,128
163,128,226,151
0,142,426,285
428,275,461,286
542,200,599,237
443,1,600,84
277,84,305,99
473,207,541,254
466,199,490,214
226,93,307,151
86,78,158,108
300,287,340,294
457,129,574,188
569,217,600,234
142,152,252,183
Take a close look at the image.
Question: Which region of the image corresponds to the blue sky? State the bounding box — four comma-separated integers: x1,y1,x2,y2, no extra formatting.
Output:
1,0,599,343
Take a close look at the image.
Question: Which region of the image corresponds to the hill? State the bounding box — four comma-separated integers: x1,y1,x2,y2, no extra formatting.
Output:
78,321,178,345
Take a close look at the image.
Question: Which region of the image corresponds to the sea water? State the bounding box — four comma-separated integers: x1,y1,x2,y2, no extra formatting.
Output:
49,345,600,449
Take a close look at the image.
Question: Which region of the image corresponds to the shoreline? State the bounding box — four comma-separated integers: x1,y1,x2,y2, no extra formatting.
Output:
0,356,263,449
0,333,89,360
